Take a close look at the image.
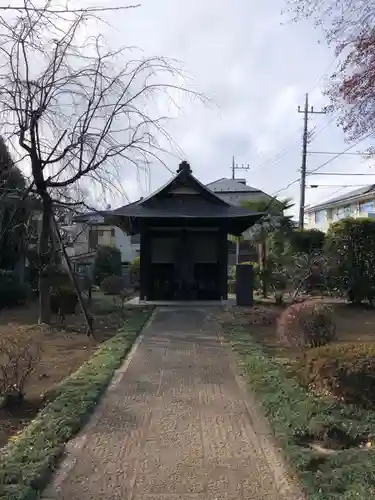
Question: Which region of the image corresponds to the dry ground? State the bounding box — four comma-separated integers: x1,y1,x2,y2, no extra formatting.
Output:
0,293,133,448
223,298,375,359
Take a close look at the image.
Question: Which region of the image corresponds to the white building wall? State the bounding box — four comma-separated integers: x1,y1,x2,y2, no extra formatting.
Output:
306,197,375,232
114,227,139,263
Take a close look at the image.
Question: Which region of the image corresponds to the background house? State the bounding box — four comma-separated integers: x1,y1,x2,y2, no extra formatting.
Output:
24,176,272,275
206,178,272,205
25,207,140,275
207,177,272,267
67,211,140,271
306,185,375,232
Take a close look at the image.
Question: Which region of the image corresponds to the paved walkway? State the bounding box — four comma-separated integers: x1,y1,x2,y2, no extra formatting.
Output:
43,308,303,500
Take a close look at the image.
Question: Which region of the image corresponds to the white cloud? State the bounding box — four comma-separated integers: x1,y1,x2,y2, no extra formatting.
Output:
3,0,360,216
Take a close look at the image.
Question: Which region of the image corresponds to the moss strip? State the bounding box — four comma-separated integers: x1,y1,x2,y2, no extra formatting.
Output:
224,325,375,500
0,306,153,500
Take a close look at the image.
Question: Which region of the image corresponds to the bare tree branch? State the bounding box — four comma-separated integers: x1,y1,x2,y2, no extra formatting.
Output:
0,0,205,322
0,4,141,14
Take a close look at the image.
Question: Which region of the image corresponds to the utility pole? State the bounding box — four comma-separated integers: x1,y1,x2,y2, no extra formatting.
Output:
230,157,250,265
231,156,250,179
297,93,326,228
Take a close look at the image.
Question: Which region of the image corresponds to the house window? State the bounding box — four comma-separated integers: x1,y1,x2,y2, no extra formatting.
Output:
359,200,374,213
111,228,115,237
131,234,141,245
343,205,352,216
98,230,104,237
337,207,345,219
314,210,325,225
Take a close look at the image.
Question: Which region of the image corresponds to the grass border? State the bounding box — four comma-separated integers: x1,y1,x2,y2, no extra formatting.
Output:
0,306,154,500
223,324,375,500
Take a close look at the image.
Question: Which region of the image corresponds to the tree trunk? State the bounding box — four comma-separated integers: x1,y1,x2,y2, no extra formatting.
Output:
38,196,53,324
261,237,268,298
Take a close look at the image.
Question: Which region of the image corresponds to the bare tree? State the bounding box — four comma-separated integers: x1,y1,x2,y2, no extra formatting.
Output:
285,1,375,143
0,0,202,323
285,0,374,47
0,335,41,408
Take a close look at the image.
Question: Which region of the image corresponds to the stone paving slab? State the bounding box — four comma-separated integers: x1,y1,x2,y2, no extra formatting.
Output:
42,307,304,500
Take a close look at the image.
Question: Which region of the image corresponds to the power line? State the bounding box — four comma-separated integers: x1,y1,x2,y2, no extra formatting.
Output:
247,88,335,177
307,131,374,177
308,151,367,156
272,178,300,196
246,57,338,180
309,115,336,141
308,55,339,95
308,184,369,188
249,133,302,174
308,172,375,176
267,126,372,210
304,186,348,208
304,133,375,208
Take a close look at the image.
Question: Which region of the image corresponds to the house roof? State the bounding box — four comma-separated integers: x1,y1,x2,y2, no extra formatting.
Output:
140,161,229,206
103,162,264,236
306,185,375,213
206,177,262,193
73,211,106,223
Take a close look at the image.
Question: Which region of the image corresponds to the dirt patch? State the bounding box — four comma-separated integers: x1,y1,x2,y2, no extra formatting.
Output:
0,296,135,448
226,300,375,355
295,425,368,453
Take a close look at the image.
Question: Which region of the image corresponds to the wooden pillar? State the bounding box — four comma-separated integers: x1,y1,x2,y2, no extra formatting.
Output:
218,228,228,300
140,229,151,300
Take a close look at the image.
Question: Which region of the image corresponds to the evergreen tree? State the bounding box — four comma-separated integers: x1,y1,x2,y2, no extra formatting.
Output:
0,137,27,270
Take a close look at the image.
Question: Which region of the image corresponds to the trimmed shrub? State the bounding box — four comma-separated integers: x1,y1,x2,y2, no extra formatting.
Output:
100,275,125,295
50,287,79,326
289,228,325,254
296,343,375,408
277,300,336,348
92,246,122,285
325,218,375,303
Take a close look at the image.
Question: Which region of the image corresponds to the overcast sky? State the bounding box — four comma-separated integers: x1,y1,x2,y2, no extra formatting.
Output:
37,1,375,213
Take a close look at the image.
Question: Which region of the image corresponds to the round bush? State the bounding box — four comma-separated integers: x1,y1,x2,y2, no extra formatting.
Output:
295,343,375,408
92,246,122,285
100,275,125,295
277,300,336,349
50,288,78,316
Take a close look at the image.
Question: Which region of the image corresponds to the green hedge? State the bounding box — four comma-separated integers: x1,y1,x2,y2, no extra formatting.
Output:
0,306,153,500
224,325,375,500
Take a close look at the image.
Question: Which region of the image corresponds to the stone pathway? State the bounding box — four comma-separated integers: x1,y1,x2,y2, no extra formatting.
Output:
43,307,303,500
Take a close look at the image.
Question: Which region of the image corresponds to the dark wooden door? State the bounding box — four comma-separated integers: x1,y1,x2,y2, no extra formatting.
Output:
148,263,175,300
195,263,221,300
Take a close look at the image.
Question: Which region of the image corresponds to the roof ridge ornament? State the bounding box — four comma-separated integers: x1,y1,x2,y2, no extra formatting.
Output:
177,160,192,174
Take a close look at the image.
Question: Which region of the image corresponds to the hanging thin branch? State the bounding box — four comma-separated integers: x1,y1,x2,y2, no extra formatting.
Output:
0,4,141,13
